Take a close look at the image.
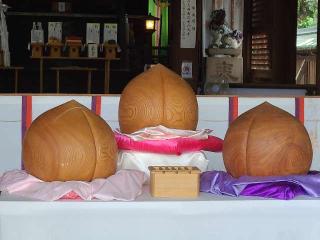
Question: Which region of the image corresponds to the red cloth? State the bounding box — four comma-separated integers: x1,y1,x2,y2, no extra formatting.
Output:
115,133,223,155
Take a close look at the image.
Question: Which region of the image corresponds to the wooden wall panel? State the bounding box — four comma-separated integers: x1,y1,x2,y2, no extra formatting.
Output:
169,0,202,90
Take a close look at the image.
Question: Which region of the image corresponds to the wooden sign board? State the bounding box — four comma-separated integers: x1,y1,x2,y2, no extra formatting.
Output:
206,56,243,84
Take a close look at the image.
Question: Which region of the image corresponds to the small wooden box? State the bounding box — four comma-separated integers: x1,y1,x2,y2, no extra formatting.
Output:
0,50,4,66
103,43,118,59
149,166,200,198
48,43,63,58
31,43,44,58
67,43,82,58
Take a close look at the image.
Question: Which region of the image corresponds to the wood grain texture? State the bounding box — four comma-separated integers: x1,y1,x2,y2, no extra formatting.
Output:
149,166,200,198
22,100,118,182
119,64,198,134
223,102,313,177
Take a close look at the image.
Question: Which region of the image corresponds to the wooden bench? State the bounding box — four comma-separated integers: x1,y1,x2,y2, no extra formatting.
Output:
50,66,98,93
0,66,24,93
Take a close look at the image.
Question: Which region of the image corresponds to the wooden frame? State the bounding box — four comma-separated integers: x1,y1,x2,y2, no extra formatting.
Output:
316,0,320,94
0,67,24,92
30,56,119,93
243,0,297,85
169,0,203,90
243,0,251,85
50,67,97,93
0,50,4,67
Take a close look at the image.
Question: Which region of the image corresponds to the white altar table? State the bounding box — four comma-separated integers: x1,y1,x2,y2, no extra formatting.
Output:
1,186,319,240
0,95,320,240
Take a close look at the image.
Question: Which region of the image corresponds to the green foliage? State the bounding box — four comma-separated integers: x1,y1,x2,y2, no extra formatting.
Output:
298,0,318,28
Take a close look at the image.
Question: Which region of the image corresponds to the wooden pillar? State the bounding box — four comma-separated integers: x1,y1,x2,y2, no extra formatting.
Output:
88,70,92,94
169,0,202,91
144,31,154,65
104,60,110,93
230,0,235,29
317,0,320,94
118,0,130,69
14,69,19,93
56,70,60,93
40,58,44,93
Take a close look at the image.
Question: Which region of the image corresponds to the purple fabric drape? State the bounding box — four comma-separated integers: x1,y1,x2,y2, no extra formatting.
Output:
200,171,320,200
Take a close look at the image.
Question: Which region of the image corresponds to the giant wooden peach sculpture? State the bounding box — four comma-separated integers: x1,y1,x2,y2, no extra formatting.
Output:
23,100,118,182
119,64,198,134
223,102,313,177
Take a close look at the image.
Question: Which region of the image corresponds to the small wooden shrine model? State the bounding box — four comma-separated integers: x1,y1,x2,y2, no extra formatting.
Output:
31,43,44,58
47,38,63,57
66,36,83,58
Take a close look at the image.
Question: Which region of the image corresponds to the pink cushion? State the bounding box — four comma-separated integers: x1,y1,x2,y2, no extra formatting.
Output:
0,169,147,201
115,133,223,155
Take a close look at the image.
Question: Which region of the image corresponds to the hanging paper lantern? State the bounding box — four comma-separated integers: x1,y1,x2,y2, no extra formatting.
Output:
119,64,198,133
223,102,313,177
23,100,118,182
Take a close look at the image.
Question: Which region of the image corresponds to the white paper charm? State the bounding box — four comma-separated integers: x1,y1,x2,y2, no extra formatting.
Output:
181,61,193,79
31,22,44,44
104,23,117,43
48,22,62,41
88,43,98,58
180,0,196,48
86,23,100,44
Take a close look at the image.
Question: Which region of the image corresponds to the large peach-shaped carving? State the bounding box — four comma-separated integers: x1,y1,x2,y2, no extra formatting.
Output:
119,64,198,134
23,100,118,182
223,102,313,177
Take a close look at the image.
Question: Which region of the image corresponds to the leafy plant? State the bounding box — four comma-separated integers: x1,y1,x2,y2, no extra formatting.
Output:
298,0,318,28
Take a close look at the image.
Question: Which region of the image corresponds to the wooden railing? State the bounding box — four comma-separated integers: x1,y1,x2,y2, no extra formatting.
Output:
296,54,316,85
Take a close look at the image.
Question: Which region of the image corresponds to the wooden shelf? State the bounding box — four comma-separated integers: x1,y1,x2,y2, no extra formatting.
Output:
31,56,120,60
30,56,117,93
6,8,149,94
207,48,242,57
229,83,316,89
50,67,98,93
50,67,98,71
0,66,24,70
0,66,24,93
7,11,159,20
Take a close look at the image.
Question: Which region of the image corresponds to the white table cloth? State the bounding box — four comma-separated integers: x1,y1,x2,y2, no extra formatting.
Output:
1,186,320,240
